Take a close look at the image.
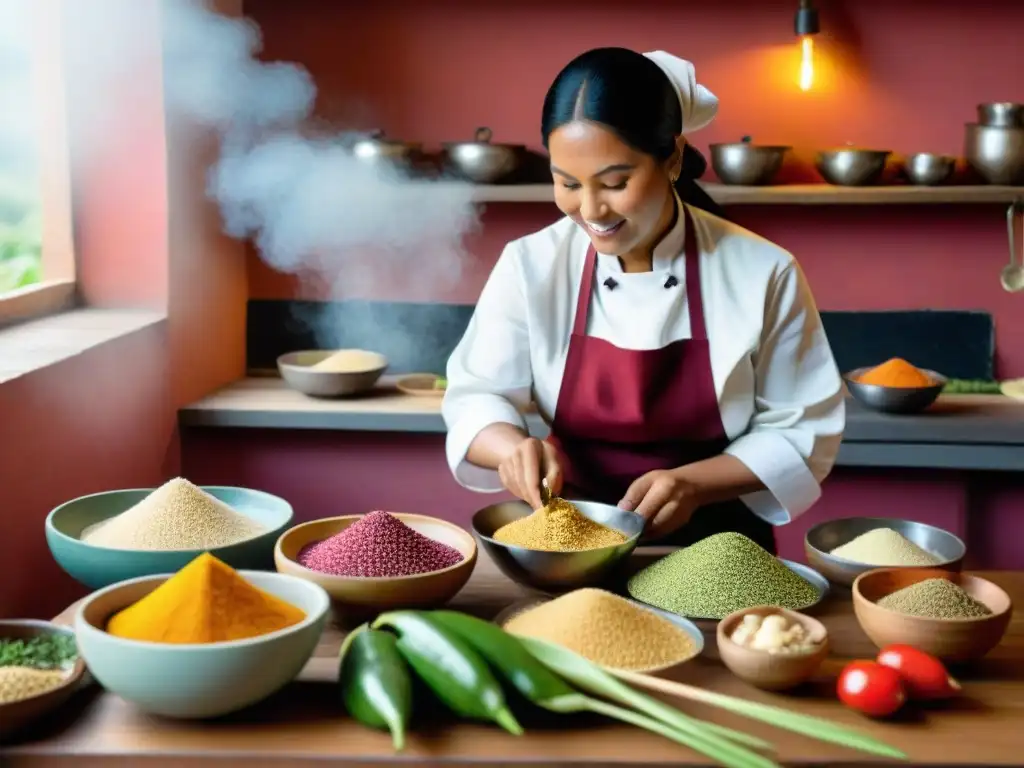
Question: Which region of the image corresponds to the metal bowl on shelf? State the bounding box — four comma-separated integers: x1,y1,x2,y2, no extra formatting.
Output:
350,130,421,169
843,367,946,414
471,500,644,593
816,147,891,186
903,153,957,186
805,517,966,587
964,123,1024,185
977,102,1024,128
442,127,523,184
709,137,790,185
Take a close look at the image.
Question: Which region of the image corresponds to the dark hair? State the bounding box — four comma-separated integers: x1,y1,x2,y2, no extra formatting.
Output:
541,47,725,218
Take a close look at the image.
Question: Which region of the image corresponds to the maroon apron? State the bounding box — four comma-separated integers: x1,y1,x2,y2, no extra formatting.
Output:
547,205,775,552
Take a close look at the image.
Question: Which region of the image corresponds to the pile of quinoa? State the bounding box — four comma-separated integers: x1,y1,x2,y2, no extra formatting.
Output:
504,588,697,671
830,528,940,567
81,478,266,551
627,532,819,619
877,578,993,619
493,498,626,552
298,511,463,577
0,667,68,704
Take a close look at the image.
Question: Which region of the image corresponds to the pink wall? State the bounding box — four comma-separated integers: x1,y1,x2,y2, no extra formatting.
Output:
245,0,1024,377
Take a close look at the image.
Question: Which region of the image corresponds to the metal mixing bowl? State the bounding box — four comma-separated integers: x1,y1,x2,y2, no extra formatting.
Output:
471,500,644,593
443,127,523,184
977,102,1024,128
903,153,956,186
805,517,966,587
816,148,891,186
350,130,421,169
844,367,946,414
964,123,1024,185
709,138,790,185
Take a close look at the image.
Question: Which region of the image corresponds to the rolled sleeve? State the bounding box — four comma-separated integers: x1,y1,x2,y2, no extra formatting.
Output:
442,242,533,492
729,261,845,524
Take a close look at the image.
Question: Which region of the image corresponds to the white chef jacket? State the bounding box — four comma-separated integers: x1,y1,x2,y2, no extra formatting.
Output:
442,200,845,525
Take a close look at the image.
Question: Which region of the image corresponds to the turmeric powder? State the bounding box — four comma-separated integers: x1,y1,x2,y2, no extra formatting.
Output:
856,358,935,388
106,553,305,644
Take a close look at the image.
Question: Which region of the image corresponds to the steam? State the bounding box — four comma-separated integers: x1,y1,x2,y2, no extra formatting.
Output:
158,0,479,356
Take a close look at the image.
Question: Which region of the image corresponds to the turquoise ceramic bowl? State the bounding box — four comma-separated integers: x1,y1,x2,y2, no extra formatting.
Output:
74,570,329,719
45,486,294,589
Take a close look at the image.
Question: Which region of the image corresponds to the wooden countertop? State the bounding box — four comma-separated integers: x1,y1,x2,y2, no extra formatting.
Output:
5,554,1023,767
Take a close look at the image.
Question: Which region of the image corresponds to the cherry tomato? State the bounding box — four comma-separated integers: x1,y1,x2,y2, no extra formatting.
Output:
837,661,906,718
877,644,961,700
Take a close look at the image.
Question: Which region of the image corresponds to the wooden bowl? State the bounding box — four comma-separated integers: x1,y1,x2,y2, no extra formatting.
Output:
274,514,477,617
0,620,88,741
396,373,446,398
852,568,1013,662
716,607,829,691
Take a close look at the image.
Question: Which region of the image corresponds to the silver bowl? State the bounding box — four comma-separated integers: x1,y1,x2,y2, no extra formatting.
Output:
709,139,790,185
844,367,946,414
350,130,421,169
443,127,523,184
471,500,644,593
964,123,1024,185
277,350,388,398
816,148,891,186
977,102,1024,129
805,517,966,587
903,153,956,186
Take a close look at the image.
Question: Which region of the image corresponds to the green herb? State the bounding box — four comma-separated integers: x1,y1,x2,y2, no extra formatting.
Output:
0,634,78,669
942,378,1003,395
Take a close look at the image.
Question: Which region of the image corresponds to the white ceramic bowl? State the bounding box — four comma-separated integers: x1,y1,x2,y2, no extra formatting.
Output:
74,570,330,719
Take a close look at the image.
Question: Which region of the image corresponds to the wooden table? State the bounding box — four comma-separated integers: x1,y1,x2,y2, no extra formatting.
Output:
4,555,1022,767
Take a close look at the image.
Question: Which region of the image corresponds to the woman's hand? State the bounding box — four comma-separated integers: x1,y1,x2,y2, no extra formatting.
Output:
497,438,563,510
618,469,702,539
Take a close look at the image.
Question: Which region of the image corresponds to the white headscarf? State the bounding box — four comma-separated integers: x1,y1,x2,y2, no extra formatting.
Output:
642,51,718,135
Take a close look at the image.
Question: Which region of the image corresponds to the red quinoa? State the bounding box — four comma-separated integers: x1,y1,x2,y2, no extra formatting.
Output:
297,511,463,577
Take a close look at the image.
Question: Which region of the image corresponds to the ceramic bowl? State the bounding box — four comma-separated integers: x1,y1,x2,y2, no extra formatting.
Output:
274,514,477,615
74,570,329,719
277,350,388,398
46,486,294,590
806,517,966,587
852,568,1013,662
0,620,88,741
843,367,947,414
495,595,704,675
716,606,829,691
472,500,644,593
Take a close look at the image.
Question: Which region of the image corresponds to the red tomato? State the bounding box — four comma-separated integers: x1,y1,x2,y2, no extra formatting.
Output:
877,644,961,700
837,661,906,717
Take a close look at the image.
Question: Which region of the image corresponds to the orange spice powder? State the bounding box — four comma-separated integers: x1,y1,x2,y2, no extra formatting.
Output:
856,358,935,388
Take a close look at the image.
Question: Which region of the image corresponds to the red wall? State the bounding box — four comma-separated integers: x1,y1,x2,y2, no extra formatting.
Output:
244,0,1024,377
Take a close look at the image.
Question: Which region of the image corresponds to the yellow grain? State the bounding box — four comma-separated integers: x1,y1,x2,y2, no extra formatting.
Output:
0,666,67,704
311,349,383,373
493,498,626,552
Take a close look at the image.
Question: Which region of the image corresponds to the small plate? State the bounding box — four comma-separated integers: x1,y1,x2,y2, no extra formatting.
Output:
495,594,704,674
396,373,446,398
631,558,830,622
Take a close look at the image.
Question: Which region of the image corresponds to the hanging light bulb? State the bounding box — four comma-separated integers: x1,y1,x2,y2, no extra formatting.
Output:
794,0,820,91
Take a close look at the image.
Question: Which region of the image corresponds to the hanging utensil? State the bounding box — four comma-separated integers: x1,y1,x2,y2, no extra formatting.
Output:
1000,201,1024,293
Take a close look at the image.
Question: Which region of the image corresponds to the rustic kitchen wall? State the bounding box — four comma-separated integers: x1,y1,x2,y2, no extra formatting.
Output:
243,0,1024,377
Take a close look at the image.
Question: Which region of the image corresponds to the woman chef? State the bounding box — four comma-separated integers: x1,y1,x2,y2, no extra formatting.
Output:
441,47,845,552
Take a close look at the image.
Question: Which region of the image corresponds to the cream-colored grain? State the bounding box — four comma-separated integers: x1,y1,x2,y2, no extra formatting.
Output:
310,350,383,373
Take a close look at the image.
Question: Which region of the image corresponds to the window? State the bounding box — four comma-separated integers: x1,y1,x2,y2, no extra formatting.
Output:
0,0,74,325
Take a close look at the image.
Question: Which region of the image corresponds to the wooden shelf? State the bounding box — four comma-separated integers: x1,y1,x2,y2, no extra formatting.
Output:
460,183,1024,205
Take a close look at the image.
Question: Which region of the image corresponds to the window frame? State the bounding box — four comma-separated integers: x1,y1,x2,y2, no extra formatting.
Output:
0,0,76,325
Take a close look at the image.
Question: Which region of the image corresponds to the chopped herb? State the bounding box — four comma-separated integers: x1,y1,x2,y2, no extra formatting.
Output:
0,634,78,669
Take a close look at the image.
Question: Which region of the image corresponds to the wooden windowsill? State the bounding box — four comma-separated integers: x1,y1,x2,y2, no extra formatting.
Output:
0,279,77,327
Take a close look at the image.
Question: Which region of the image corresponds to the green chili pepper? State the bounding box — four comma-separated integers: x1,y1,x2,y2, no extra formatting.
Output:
372,611,522,736
426,610,775,768
338,625,413,751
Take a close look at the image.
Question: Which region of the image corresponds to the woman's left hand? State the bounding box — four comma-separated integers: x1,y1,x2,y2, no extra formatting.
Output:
618,469,702,538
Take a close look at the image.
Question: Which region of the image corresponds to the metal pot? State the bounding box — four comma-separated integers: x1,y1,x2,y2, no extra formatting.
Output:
815,147,891,186
977,102,1024,128
442,127,523,184
350,130,421,167
709,136,790,186
964,124,1024,185
902,153,957,186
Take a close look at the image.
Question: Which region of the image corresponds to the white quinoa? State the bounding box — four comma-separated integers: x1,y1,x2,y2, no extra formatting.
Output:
829,527,940,566
81,478,266,551
311,349,382,373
